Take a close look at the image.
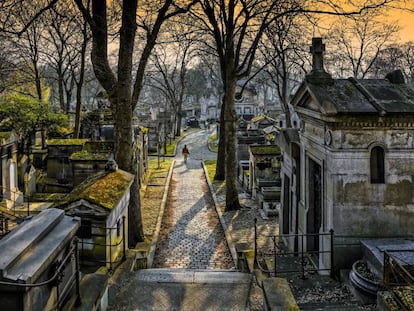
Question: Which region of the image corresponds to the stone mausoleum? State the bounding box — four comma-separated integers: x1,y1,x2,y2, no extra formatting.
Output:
279,37,414,272
0,208,80,311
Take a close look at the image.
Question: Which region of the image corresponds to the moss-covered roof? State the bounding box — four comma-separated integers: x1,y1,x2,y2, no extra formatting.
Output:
0,132,12,140
83,141,114,153
0,131,17,144
70,150,111,161
249,144,281,155
59,170,134,210
32,193,68,202
47,138,88,146
139,126,148,134
250,115,277,123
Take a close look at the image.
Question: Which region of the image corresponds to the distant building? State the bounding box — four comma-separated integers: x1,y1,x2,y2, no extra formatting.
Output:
235,81,263,121
200,94,219,122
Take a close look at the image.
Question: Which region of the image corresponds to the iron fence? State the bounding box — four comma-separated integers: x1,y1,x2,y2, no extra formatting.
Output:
383,249,414,311
253,218,334,279
78,216,127,271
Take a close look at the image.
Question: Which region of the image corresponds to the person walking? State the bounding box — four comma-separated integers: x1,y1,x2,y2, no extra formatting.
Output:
182,144,190,163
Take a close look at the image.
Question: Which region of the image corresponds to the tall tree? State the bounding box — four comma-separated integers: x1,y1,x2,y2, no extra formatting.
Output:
326,8,400,78
0,33,18,93
193,0,401,211
400,41,414,83
147,24,196,137
6,4,48,101
372,41,414,83
259,13,311,128
0,92,68,154
73,0,198,246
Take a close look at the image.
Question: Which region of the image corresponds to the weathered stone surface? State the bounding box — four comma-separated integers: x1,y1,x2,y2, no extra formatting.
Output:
362,239,414,278
263,277,299,311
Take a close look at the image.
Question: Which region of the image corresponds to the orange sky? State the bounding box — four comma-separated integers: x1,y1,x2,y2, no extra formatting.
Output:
394,9,414,42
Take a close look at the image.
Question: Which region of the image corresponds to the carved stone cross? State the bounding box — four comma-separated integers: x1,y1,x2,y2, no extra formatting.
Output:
310,37,325,72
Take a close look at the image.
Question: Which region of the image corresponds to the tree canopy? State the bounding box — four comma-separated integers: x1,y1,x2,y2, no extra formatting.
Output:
0,92,68,150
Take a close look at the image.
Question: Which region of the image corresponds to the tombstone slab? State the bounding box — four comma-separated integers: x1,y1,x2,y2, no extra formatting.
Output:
361,239,414,278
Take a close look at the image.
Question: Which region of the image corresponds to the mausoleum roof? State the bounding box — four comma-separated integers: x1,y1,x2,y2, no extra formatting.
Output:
251,115,277,123
249,144,281,155
294,77,414,116
58,169,134,211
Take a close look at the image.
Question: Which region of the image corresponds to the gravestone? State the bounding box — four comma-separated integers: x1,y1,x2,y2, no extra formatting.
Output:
361,239,414,278
24,165,36,197
3,159,23,208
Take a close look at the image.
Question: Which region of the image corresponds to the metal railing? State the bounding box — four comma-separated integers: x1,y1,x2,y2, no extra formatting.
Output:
253,218,335,279
383,249,414,311
0,237,81,311
78,216,127,271
0,186,30,217
0,212,9,235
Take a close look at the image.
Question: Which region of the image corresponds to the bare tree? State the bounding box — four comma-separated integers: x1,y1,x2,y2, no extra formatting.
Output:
371,45,404,78
259,13,311,127
42,0,92,137
326,9,400,78
73,0,198,246
0,33,18,93
146,24,196,138
6,5,48,101
192,0,401,211
400,41,414,83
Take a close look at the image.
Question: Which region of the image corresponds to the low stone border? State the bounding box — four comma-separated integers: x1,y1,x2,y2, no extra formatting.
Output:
147,159,175,268
201,161,238,268
263,277,299,311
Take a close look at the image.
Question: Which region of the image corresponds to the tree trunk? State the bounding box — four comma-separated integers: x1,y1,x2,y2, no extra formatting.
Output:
116,0,143,247
33,60,43,101
281,98,292,128
175,111,181,137
214,96,226,180
73,18,88,138
223,65,241,211
58,63,65,111
89,0,144,247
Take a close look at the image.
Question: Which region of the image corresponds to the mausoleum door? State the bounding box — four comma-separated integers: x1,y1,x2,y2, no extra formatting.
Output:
282,174,290,235
307,159,322,256
292,144,301,252
0,158,2,200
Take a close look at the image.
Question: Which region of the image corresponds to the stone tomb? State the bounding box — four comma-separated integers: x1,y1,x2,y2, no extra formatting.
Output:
361,239,414,279
0,208,80,311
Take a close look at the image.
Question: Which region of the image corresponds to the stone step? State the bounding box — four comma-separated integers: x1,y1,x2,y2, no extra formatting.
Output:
298,303,370,310
135,268,250,284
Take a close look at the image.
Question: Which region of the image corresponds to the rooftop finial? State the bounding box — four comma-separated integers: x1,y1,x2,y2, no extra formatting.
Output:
310,37,325,73
306,37,333,85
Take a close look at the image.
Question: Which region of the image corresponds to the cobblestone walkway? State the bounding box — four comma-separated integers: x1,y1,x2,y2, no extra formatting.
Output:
152,158,235,270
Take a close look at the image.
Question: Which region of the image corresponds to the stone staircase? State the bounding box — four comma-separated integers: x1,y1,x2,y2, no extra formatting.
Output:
134,268,250,283
108,268,255,310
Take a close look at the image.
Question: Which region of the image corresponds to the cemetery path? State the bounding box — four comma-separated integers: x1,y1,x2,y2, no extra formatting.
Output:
152,128,235,269
107,129,264,311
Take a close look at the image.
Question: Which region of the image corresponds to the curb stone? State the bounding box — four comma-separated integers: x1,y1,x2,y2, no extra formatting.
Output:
201,161,238,268
147,159,175,268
